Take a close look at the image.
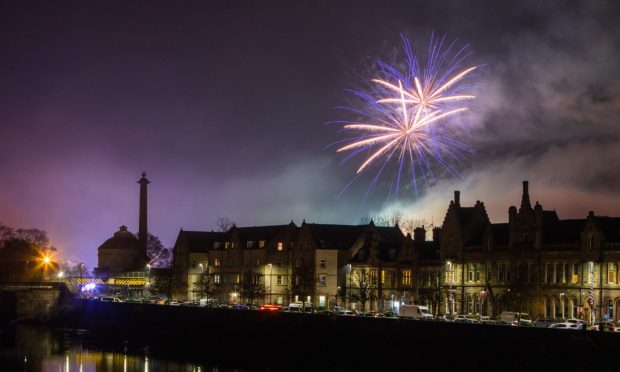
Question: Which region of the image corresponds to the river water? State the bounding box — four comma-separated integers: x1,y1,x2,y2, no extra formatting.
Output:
0,324,249,372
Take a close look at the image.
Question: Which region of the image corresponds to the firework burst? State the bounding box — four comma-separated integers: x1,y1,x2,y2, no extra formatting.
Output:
331,34,477,200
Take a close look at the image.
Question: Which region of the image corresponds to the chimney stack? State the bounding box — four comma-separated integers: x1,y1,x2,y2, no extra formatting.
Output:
138,172,150,263
454,190,460,207
520,180,532,212
414,226,426,242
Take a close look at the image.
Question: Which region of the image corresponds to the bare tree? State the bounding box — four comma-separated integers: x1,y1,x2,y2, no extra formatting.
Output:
240,271,266,305
286,257,315,307
349,269,377,312
193,271,222,304
146,233,172,268
215,216,236,232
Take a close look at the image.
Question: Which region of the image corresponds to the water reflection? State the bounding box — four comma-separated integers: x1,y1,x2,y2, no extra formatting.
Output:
0,325,232,372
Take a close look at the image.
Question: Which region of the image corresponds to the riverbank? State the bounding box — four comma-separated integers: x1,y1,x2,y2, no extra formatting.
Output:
36,299,620,371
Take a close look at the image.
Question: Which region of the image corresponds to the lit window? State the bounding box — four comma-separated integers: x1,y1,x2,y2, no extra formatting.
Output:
214,274,220,284
214,258,221,267
319,274,326,286
277,242,283,251
609,263,617,284
225,242,230,250
259,240,266,248
235,274,240,284
401,269,412,286
380,270,385,284
277,275,283,285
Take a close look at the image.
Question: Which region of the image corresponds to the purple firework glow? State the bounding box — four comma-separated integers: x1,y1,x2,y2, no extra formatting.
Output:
331,34,478,201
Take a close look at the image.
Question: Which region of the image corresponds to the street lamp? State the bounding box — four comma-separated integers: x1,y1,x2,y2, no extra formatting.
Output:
446,261,453,315
268,263,273,304
146,264,151,285
346,264,352,310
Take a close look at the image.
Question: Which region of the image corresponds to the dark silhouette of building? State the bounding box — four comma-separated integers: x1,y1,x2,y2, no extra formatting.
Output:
96,173,150,275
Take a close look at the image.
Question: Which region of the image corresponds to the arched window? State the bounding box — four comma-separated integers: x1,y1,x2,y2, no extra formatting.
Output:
605,298,613,320
543,296,551,318
466,294,473,314
553,297,561,319
473,294,480,314
615,298,620,321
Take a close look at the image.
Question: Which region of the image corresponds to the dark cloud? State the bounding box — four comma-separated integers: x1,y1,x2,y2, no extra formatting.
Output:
1,0,619,267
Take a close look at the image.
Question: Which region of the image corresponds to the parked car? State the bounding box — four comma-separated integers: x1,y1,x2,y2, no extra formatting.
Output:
533,318,556,328
500,312,532,326
435,314,454,322
230,304,249,310
338,310,356,316
549,322,580,330
258,304,282,312
454,315,479,324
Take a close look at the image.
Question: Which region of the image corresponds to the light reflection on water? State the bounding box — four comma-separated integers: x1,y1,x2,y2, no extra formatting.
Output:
0,325,224,372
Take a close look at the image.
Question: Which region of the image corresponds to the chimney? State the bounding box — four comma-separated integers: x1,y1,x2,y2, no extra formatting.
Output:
520,180,532,212
454,190,460,207
138,172,150,263
432,227,441,242
414,226,426,242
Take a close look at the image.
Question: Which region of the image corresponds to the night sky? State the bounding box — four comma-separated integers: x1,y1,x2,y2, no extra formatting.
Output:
1,0,619,268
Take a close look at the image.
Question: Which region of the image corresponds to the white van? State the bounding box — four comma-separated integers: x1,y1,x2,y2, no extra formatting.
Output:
500,311,532,326
400,305,433,320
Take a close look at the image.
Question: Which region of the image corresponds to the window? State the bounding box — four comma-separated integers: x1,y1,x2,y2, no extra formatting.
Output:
497,263,506,283
389,271,396,287
277,275,283,285
467,264,478,282
589,235,594,251
277,258,283,267
545,263,553,283
277,242,283,251
246,241,254,248
527,262,533,283
319,274,326,286
225,242,230,250
255,258,260,267
214,258,221,267
259,240,265,248
380,270,385,284
214,274,220,284
235,274,240,284
370,269,377,284
214,242,221,249
571,263,581,283
401,269,412,286
609,263,617,284
320,259,326,269
555,263,563,283
486,263,492,282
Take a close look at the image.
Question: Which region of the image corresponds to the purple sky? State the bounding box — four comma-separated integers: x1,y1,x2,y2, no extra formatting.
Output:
1,1,620,268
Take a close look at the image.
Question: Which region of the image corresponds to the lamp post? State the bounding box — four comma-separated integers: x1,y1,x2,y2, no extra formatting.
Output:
267,263,273,304
146,263,151,296
447,261,453,315
480,290,486,316
346,264,352,310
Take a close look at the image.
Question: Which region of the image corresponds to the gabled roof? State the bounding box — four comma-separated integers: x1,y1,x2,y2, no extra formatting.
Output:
593,217,620,242
542,218,584,245
234,224,295,242
490,223,508,246
177,230,229,253
304,223,368,250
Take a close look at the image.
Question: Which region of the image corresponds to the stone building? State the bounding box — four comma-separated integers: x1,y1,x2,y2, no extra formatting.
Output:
433,181,620,323
170,180,620,323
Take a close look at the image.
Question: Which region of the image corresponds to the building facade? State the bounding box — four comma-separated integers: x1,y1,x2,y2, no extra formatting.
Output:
171,181,620,323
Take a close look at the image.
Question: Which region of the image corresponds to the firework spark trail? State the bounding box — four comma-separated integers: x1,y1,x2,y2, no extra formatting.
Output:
330,34,477,200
